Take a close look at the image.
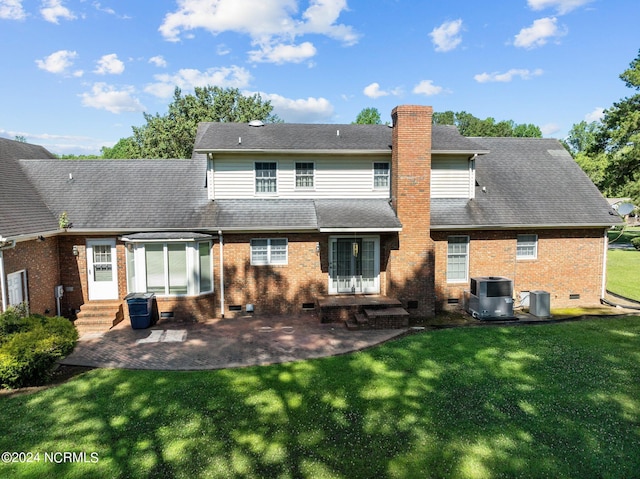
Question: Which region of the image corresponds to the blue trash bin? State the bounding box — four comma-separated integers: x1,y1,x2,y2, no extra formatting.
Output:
125,293,156,329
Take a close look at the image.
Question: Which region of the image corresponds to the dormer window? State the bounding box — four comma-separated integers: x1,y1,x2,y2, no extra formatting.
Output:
255,162,277,194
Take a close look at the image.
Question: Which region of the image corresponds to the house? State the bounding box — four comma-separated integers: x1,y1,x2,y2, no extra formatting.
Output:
0,105,620,332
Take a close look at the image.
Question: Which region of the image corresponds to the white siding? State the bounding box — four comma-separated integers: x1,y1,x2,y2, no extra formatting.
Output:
210,154,392,199
431,156,474,199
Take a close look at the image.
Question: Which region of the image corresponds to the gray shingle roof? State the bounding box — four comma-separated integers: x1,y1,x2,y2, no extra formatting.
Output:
194,122,486,154
0,138,59,238
315,199,401,231
19,158,215,231
212,199,401,232
431,137,620,228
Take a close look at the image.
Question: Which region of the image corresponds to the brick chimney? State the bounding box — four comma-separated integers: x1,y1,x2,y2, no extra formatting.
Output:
388,105,435,317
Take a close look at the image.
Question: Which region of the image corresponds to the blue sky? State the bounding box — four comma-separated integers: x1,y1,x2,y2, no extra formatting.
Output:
0,0,638,155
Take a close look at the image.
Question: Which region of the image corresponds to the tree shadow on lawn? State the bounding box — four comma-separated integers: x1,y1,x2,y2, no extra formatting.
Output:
1,318,640,478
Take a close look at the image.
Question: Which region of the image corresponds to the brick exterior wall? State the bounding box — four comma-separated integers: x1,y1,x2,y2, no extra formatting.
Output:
432,228,607,311
2,237,61,316
217,233,328,317
387,105,436,317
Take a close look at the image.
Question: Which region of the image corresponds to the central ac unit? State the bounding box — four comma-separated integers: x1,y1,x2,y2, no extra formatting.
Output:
467,276,515,320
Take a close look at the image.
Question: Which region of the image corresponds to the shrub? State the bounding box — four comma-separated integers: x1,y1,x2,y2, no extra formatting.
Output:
632,237,640,250
0,313,78,389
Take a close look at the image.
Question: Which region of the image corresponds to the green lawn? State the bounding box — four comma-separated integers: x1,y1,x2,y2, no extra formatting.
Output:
2,317,640,478
607,249,640,300
608,225,640,244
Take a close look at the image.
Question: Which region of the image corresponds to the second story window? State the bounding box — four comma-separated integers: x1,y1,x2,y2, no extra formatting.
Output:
295,162,314,189
374,162,390,188
255,162,277,194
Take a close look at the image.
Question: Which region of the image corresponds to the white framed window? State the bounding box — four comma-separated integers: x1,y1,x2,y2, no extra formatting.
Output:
373,162,390,189
295,162,314,189
517,234,538,259
447,236,469,283
255,162,277,194
127,241,213,296
251,238,288,266
7,270,28,308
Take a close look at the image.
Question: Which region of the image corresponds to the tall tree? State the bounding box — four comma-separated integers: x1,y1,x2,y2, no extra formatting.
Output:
587,50,640,203
353,107,383,124
103,86,281,159
432,110,542,137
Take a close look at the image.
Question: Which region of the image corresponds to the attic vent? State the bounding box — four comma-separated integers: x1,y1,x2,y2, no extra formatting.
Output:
248,120,264,127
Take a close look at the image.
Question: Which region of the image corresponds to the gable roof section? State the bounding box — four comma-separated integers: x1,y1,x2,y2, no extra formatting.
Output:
20,158,215,231
194,123,393,153
0,138,59,239
194,122,486,155
431,137,620,229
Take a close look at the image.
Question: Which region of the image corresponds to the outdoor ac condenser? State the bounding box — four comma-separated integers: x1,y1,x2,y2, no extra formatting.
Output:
467,276,515,320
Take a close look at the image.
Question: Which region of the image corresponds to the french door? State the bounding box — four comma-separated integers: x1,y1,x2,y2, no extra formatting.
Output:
329,236,379,294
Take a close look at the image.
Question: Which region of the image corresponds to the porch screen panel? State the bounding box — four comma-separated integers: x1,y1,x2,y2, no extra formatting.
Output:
168,243,188,295
145,244,165,294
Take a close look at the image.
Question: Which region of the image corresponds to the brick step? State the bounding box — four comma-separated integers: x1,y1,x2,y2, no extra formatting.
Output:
74,301,124,334
363,307,409,329
344,320,360,331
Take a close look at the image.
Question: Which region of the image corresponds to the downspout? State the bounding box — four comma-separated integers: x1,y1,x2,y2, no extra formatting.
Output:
601,228,608,299
218,230,225,319
0,250,6,312
0,238,17,312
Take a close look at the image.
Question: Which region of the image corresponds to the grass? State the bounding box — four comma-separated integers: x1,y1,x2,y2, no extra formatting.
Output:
1,317,640,478
607,248,640,300
607,225,640,244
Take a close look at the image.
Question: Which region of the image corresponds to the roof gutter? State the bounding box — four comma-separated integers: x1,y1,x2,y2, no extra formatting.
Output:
430,223,618,230
194,148,391,156
319,227,402,233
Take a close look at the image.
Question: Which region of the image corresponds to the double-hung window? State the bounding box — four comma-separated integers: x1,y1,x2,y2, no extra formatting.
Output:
517,234,538,259
447,236,469,283
295,162,314,189
255,162,277,194
251,238,288,265
374,162,390,188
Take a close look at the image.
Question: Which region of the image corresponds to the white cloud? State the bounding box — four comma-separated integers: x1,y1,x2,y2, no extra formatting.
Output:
585,106,604,123
514,17,566,49
540,123,561,136
35,49,81,75
158,0,359,64
412,80,446,96
248,41,317,64
527,0,593,15
40,0,76,23
0,0,26,20
144,66,252,98
259,92,334,123
474,68,544,83
80,83,145,114
94,53,125,75
149,55,168,68
216,44,231,56
362,82,402,99
429,19,463,52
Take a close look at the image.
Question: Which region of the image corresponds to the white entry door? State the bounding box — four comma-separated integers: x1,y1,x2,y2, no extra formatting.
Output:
86,239,118,300
329,237,380,294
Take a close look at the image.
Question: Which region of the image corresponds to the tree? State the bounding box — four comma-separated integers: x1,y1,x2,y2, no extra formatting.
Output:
585,50,640,204
104,86,281,159
14,135,26,143
432,110,542,137
353,107,382,124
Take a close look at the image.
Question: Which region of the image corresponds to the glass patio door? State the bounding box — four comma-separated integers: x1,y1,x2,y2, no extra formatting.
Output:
330,237,379,294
